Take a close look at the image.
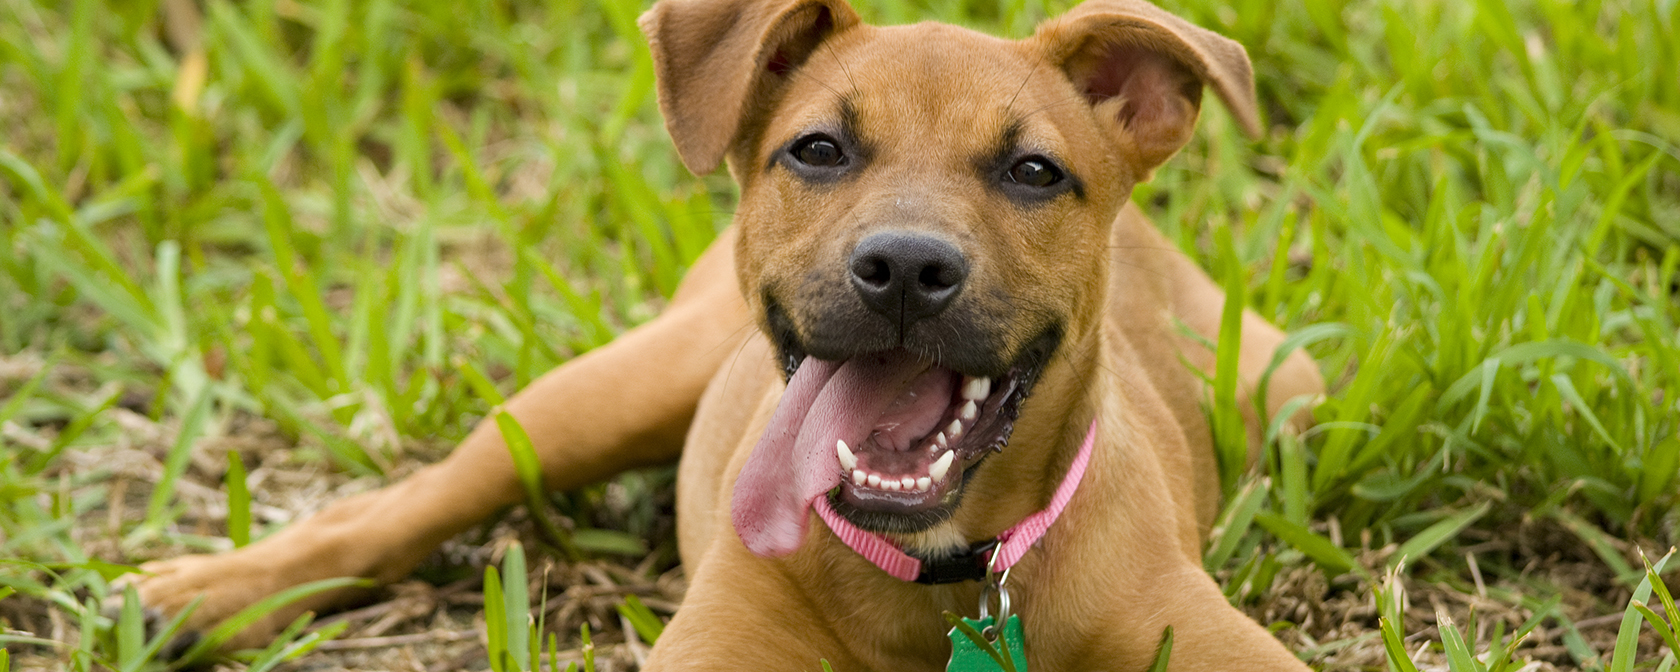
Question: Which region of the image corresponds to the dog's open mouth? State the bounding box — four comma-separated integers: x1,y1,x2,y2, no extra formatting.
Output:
824,345,1047,533
731,329,1057,558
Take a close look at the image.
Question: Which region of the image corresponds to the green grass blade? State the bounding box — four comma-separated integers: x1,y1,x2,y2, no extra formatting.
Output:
1204,477,1268,571
1635,602,1680,654
126,596,203,672
1210,225,1248,495
1390,502,1492,570
1610,551,1674,672
1437,611,1485,672
580,623,595,672
493,410,579,561
1254,322,1350,416
455,356,508,406
1549,373,1625,452
573,530,648,556
617,595,665,644
1146,625,1173,672
1255,512,1368,580
1279,433,1309,525
144,387,214,528
485,564,508,672
226,450,252,548
246,618,348,672
1654,553,1680,641
1379,615,1422,672
503,542,531,672
116,585,145,671
178,576,372,664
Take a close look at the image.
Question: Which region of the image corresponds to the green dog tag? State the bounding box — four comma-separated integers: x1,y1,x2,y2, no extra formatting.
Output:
946,614,1027,672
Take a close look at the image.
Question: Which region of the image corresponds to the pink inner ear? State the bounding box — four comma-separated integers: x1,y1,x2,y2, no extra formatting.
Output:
767,49,798,76
1081,42,1202,134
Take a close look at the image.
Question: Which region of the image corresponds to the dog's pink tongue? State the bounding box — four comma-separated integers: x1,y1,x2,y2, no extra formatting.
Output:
732,352,927,557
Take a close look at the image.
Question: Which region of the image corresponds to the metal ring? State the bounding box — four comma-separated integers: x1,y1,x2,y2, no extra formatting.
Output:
978,546,1015,641
985,548,1013,589
977,582,1012,641
994,583,1011,630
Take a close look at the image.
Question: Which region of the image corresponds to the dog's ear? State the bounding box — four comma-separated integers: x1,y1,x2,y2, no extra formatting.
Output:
1030,0,1259,173
640,0,861,175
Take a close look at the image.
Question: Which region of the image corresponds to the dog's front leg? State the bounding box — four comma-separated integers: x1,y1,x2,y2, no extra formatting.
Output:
642,542,867,672
134,229,752,649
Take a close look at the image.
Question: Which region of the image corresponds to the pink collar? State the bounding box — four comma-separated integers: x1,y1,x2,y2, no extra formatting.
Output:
813,418,1098,583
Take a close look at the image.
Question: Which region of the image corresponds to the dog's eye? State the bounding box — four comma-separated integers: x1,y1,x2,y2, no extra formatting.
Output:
1008,158,1062,187
792,136,846,167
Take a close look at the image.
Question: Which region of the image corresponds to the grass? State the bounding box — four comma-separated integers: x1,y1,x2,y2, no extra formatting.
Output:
0,0,1677,668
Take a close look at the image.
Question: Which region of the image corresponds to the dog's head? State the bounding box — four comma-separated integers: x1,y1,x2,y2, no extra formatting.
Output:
641,0,1258,557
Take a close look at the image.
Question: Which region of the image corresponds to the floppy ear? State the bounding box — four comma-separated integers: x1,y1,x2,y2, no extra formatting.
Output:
1030,0,1260,173
640,0,861,175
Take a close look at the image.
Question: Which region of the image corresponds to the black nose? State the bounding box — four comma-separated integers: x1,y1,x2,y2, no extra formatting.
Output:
848,232,968,324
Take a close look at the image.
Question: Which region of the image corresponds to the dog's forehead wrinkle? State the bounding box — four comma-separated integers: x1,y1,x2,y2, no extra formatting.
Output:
833,34,1032,118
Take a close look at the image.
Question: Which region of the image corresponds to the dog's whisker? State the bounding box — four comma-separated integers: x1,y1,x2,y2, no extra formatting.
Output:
1004,54,1044,115
1107,258,1176,282
823,41,860,99
720,320,763,401
789,64,847,101
1017,93,1087,122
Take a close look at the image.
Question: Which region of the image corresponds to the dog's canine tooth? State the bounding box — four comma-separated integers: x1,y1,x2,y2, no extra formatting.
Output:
852,469,867,486
916,476,932,491
929,451,954,482
867,474,882,488
962,376,992,401
959,400,977,422
837,439,858,471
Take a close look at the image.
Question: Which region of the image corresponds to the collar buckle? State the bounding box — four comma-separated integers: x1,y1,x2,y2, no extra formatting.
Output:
912,538,999,585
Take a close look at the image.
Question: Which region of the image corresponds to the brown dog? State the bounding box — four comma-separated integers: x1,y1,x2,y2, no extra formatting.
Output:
135,0,1326,668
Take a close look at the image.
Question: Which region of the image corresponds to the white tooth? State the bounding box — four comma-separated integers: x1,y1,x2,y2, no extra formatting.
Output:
884,479,900,491
962,376,992,401
929,451,955,482
960,400,978,422
947,420,963,439
867,474,882,488
900,476,915,490
916,477,932,491
837,440,857,471
852,470,867,486
935,432,948,449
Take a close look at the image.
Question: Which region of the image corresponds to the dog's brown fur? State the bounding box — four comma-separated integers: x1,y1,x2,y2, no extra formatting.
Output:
135,0,1324,668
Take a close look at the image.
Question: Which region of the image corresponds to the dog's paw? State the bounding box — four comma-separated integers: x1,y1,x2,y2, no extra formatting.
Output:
122,551,306,653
